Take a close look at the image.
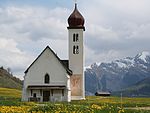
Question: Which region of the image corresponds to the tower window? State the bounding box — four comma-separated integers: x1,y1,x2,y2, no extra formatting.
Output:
73,33,79,42
44,74,50,84
73,45,79,54
73,34,76,42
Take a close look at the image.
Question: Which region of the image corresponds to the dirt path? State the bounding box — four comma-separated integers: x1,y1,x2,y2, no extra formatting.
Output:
125,107,150,110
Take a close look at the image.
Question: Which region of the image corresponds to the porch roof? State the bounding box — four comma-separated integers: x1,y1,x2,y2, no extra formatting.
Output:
27,85,66,90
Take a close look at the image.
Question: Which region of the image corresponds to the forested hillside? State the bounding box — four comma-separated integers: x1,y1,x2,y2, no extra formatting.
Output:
0,67,22,89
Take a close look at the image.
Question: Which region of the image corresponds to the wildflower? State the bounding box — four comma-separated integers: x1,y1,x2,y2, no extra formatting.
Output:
118,109,124,113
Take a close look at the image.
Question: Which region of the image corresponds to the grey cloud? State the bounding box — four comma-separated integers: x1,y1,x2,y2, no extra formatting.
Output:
80,0,150,66
0,6,69,41
1,1,150,78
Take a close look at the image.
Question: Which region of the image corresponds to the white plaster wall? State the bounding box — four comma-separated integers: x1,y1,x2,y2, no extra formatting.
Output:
25,48,68,86
22,47,70,102
53,90,63,101
22,78,28,101
68,29,84,74
67,75,71,102
68,28,85,100
50,89,68,102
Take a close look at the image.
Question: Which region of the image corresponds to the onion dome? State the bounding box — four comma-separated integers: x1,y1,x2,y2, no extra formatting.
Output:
68,3,85,30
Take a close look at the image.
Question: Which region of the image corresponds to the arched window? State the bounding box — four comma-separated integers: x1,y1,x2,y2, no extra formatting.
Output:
73,33,79,42
76,46,79,54
73,34,76,42
73,45,79,54
73,45,76,54
76,34,79,41
44,74,50,84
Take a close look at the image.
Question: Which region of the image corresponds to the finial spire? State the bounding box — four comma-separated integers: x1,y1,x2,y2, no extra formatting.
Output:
74,0,77,4
74,0,77,9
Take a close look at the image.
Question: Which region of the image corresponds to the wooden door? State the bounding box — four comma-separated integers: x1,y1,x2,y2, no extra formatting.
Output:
43,91,50,102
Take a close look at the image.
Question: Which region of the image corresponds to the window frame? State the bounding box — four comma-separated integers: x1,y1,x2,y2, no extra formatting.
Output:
73,33,79,42
44,74,50,84
73,45,79,54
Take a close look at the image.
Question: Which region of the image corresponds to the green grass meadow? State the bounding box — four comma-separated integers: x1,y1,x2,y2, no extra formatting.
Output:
0,87,150,113
0,88,21,98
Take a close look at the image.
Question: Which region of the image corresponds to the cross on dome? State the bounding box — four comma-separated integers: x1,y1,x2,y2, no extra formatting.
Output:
74,0,77,4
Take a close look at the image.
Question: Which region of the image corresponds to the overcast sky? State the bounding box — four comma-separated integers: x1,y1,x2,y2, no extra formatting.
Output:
0,0,150,79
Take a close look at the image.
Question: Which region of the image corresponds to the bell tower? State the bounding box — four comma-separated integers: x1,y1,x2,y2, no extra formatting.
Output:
67,3,85,100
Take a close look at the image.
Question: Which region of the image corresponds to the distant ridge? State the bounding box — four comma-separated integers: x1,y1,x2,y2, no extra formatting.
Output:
85,51,150,96
113,77,150,97
0,67,22,89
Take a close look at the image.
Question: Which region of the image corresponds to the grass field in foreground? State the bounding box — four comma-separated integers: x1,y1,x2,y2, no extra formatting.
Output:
0,87,21,98
0,87,150,113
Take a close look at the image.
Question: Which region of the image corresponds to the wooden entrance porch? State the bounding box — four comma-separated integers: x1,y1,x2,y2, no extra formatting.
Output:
27,85,66,102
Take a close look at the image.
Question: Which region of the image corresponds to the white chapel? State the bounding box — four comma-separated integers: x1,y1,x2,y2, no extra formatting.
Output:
22,3,85,102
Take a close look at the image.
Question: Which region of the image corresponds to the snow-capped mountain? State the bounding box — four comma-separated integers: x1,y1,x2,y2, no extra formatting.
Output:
85,51,150,95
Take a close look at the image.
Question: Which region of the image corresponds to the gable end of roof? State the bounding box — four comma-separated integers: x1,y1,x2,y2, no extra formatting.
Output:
24,46,72,75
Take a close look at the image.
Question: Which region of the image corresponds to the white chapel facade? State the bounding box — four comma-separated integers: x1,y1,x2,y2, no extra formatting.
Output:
22,3,85,102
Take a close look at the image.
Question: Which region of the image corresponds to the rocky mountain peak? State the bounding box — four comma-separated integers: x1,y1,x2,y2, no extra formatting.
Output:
91,62,99,69
135,51,150,63
85,51,150,95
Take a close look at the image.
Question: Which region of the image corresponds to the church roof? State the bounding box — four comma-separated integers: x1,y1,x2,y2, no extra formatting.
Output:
61,60,69,69
68,3,85,30
25,46,72,75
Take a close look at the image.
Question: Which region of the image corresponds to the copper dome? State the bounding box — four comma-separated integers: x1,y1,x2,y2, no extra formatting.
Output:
68,4,85,29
